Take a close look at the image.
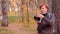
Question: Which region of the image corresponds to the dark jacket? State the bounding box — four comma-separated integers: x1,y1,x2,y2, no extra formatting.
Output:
34,13,55,34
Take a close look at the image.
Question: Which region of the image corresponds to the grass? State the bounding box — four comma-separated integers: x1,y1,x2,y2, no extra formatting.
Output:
8,16,19,24
0,28,14,34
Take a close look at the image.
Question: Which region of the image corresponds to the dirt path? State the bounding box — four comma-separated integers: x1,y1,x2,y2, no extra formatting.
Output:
7,23,36,34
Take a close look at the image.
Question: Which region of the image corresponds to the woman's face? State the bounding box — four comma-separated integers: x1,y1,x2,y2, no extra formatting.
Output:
40,5,48,14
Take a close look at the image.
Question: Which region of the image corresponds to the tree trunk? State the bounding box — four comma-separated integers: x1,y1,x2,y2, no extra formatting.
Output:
52,0,60,34
1,0,8,27
26,0,29,24
20,0,24,22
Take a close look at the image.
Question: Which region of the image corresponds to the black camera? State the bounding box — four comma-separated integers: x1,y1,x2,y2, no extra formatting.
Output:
34,16,40,21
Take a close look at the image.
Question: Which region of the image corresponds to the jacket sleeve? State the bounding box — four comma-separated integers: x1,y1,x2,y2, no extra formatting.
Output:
43,13,55,25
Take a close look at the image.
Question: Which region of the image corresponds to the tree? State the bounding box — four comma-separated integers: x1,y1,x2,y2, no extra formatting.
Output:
52,0,60,34
20,0,24,22
1,0,8,27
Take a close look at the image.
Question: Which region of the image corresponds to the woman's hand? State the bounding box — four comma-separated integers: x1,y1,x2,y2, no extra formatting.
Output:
35,20,41,23
37,14,45,18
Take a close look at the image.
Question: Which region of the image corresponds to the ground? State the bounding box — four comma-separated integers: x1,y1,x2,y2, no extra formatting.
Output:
0,22,37,34
0,16,37,34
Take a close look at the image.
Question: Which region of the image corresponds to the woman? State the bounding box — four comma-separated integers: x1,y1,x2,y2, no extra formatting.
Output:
34,3,55,34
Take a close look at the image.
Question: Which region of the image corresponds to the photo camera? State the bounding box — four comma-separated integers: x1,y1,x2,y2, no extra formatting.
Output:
34,16,40,21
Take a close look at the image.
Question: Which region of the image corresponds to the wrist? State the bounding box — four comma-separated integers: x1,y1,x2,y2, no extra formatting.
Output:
42,16,45,18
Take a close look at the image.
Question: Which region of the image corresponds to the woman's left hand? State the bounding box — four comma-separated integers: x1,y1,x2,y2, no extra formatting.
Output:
37,14,45,18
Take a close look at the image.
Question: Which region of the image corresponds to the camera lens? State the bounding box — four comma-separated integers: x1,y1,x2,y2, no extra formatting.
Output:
34,16,40,21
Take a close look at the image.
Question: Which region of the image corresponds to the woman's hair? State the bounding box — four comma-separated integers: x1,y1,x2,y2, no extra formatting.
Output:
40,3,49,10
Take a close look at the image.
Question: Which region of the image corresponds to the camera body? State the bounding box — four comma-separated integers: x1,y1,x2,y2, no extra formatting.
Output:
34,16,40,21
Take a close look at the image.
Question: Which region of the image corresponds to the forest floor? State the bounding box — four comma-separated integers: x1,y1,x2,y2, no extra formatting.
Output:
0,23,37,34
0,16,37,34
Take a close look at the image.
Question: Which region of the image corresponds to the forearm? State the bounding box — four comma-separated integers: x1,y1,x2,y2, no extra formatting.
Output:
43,17,52,24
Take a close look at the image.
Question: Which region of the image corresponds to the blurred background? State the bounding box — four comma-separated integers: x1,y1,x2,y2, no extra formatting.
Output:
0,0,52,34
